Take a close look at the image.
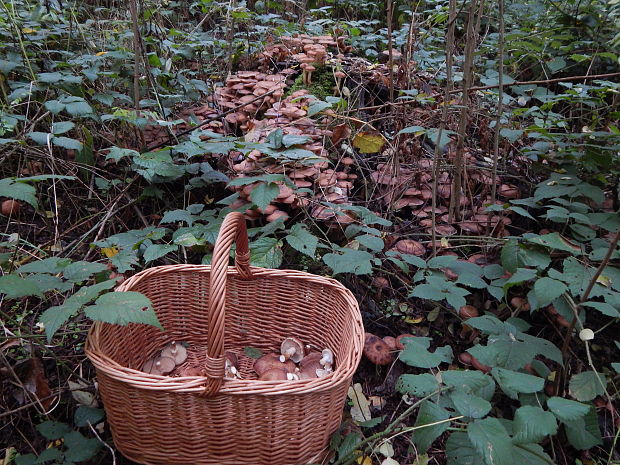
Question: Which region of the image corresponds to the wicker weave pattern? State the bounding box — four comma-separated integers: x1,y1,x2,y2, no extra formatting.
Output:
86,212,364,464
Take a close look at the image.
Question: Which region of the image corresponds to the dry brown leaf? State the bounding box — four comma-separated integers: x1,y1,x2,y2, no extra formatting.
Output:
19,356,54,410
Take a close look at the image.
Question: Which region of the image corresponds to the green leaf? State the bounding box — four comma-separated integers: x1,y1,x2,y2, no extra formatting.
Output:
44,100,65,113
243,346,263,359
546,397,590,422
0,275,43,299
534,277,567,306
40,302,82,341
249,182,279,211
105,146,139,161
65,99,93,116
396,373,439,396
14,454,37,465
323,248,373,275
450,391,491,419
501,240,550,273
569,371,607,401
35,447,63,463
36,420,72,440
51,121,75,135
442,370,493,395
446,432,484,465
397,125,425,135
492,368,544,399
285,223,318,258
356,234,384,251
74,406,104,427
525,233,583,255
412,401,450,452
250,236,283,268
63,431,101,462
17,257,72,274
67,279,117,306
564,407,603,450
62,261,108,282
0,177,38,207
143,244,178,262
513,443,554,465
399,337,453,368
581,301,620,317
52,136,83,151
84,291,162,328
467,418,513,465
512,406,557,443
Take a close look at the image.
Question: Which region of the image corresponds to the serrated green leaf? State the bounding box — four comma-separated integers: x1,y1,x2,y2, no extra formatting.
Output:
66,279,116,306
412,401,450,452
492,368,544,399
534,277,567,306
84,291,161,328
526,232,583,255
40,302,82,341
249,182,279,211
323,248,373,275
569,371,607,401
450,391,491,418
36,420,72,440
143,244,178,262
468,418,513,465
17,257,72,274
564,407,602,450
356,234,384,251
396,373,439,396
63,431,101,461
547,397,590,422
501,239,550,273
52,136,83,150
399,337,453,368
74,406,104,427
446,431,484,465
512,406,557,443
0,275,43,298
0,178,38,207
62,261,107,282
513,443,555,465
250,236,283,268
285,223,318,258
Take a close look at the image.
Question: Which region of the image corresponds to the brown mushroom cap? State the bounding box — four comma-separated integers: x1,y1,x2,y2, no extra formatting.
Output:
253,353,296,376
259,368,289,381
395,333,416,350
383,336,397,351
161,341,188,365
150,356,176,375
298,354,322,379
363,333,395,365
459,305,479,320
394,239,426,256
280,337,305,363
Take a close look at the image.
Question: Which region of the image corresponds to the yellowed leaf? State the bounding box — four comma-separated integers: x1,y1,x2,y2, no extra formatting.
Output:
352,132,385,154
348,383,371,423
95,51,108,56
2,447,16,465
378,441,394,457
369,395,385,410
357,456,373,465
440,237,450,248
101,247,119,258
404,316,424,325
22,27,36,33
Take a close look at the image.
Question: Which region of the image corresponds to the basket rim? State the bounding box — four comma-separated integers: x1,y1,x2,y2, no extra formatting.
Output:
86,264,364,396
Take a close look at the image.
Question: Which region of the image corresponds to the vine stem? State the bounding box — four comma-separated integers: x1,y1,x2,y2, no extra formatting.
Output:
332,388,449,465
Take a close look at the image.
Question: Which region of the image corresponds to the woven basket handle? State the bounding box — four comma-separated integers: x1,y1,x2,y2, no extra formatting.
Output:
202,212,253,396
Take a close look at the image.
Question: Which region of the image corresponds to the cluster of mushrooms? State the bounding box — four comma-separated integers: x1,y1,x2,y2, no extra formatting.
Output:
142,341,188,375
253,337,334,381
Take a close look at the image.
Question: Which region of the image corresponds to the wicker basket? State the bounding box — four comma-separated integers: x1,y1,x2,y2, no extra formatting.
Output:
85,212,364,465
